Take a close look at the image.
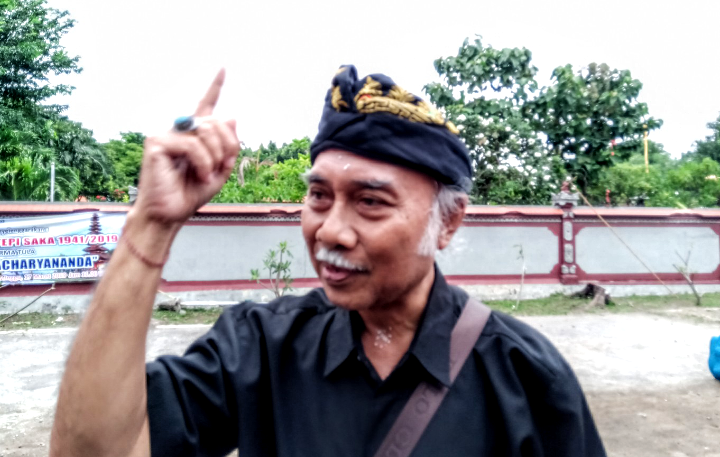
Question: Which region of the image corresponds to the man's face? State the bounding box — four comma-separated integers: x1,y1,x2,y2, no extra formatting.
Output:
301,150,438,311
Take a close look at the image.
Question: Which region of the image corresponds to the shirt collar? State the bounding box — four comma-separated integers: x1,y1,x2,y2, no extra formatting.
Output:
322,265,461,386
323,300,355,378
408,266,458,387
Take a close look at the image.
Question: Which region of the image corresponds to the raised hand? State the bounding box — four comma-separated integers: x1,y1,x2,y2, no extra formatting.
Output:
134,69,240,224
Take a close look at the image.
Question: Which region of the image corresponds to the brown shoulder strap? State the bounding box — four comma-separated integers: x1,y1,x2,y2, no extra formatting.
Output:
372,298,491,457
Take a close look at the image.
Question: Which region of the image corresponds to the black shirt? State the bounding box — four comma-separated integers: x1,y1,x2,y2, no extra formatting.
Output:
146,270,606,456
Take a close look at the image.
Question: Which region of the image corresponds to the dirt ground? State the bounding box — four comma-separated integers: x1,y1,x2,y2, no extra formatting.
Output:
1,310,719,457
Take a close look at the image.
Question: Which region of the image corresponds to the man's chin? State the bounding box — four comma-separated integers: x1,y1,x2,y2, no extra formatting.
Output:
321,285,374,311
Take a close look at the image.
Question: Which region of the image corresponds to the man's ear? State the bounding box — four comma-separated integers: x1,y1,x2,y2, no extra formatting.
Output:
437,195,467,250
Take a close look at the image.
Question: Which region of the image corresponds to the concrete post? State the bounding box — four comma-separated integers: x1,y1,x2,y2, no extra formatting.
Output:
128,186,138,203
50,161,55,202
552,182,580,284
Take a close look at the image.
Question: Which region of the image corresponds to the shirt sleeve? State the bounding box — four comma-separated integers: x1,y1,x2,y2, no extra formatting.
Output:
483,312,607,457
531,365,607,457
145,309,245,457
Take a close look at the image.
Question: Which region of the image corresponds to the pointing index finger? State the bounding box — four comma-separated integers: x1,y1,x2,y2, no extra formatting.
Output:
195,69,226,117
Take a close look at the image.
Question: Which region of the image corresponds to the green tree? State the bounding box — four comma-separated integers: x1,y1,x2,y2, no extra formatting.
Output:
588,141,675,206
102,132,145,192
0,108,110,199
118,131,145,146
663,158,720,208
0,0,103,201
255,141,280,162
50,118,112,197
251,137,311,164
612,139,674,168
591,152,720,209
0,148,79,200
684,113,720,163
212,151,310,203
276,137,310,163
0,0,80,110
425,37,565,204
588,160,664,206
535,63,662,193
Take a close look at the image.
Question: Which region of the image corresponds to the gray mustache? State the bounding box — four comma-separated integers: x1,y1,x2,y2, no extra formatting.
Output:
315,247,367,271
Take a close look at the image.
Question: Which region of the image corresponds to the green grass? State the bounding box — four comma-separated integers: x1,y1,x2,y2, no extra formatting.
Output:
490,292,720,316
2,292,719,330
490,293,581,315
0,308,226,330
0,312,82,330
152,308,226,325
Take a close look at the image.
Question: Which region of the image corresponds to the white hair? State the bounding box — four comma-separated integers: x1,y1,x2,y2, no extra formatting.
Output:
417,183,467,257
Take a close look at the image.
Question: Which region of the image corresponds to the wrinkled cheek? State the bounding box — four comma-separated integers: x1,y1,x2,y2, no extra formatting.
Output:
301,210,318,240
395,233,422,260
373,239,417,278
390,233,432,277
301,223,314,247
301,218,319,265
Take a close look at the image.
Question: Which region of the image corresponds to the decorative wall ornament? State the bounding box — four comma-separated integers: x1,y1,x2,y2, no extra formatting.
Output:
554,181,580,284
552,182,580,209
564,243,574,263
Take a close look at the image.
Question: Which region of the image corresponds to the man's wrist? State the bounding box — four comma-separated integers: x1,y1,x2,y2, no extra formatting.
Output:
121,209,182,267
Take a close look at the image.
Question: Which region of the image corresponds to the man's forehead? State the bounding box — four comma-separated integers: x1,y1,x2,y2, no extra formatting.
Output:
307,172,394,191
309,149,425,186
313,149,387,168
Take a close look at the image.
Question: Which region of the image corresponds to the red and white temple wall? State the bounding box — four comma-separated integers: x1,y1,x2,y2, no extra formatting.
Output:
2,201,720,312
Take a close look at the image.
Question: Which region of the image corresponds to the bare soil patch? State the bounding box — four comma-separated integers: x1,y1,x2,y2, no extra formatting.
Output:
1,309,719,456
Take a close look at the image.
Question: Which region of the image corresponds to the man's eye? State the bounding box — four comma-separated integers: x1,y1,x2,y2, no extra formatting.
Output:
309,190,325,200
359,197,383,207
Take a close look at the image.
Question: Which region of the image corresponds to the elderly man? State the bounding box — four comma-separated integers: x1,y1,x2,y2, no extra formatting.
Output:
50,66,606,457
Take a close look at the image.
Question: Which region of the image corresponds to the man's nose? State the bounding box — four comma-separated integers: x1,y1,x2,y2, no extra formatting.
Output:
315,203,357,249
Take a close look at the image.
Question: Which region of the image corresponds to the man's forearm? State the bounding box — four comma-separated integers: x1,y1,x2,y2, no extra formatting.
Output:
50,210,181,457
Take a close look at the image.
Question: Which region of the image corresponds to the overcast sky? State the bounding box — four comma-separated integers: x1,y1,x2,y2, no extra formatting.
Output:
47,0,719,157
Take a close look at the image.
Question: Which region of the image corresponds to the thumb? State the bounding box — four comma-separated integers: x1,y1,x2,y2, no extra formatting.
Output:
225,119,237,133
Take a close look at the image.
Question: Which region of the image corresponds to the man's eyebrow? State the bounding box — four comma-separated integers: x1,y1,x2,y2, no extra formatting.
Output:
350,179,394,190
305,174,397,196
305,175,394,191
304,173,328,185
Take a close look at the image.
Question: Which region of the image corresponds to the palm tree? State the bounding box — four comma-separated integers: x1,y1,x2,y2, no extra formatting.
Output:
0,147,80,201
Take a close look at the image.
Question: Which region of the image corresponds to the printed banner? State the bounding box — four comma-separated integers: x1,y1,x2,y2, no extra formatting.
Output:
0,212,127,285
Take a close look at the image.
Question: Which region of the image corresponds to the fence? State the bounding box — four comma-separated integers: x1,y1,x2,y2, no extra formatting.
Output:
1,200,719,312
